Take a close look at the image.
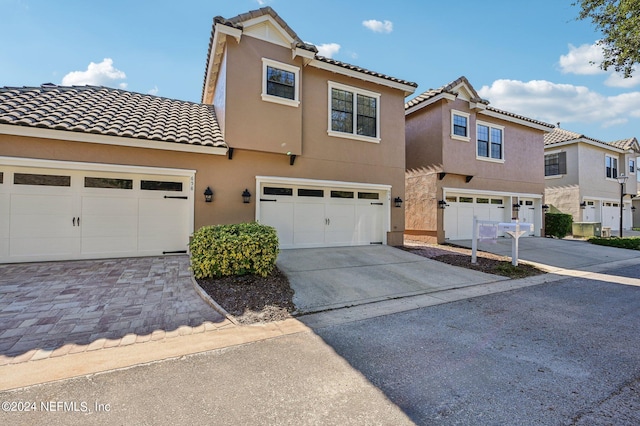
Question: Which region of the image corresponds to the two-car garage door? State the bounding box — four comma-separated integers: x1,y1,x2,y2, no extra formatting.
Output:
0,159,194,263
257,178,390,248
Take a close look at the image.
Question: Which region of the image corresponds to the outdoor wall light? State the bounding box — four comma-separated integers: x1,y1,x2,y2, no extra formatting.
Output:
512,203,520,212
632,205,637,212
394,197,403,208
204,186,213,203
438,200,449,209
242,188,252,204
542,204,550,212
580,201,587,209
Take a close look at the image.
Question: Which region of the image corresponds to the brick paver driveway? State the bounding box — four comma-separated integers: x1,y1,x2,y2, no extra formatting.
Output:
0,256,224,362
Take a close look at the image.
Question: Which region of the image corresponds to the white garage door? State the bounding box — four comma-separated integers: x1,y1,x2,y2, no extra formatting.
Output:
443,195,507,240
259,182,387,249
0,163,193,263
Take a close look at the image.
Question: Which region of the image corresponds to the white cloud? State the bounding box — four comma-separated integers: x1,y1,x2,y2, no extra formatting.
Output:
362,19,393,34
559,43,605,76
61,58,127,88
148,86,159,96
478,79,640,130
559,42,640,88
316,43,341,58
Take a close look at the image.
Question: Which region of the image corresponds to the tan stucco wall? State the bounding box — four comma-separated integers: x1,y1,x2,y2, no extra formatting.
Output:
545,185,580,221
0,132,406,244
223,36,304,155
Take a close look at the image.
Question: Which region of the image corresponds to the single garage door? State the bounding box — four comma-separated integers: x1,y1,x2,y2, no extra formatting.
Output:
258,181,387,249
443,195,507,240
0,162,193,263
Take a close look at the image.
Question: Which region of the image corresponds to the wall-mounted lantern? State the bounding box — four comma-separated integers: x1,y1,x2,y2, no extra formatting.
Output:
242,188,252,204
394,197,403,208
438,200,449,209
204,186,213,203
512,203,520,212
632,205,637,212
580,201,587,209
542,204,549,212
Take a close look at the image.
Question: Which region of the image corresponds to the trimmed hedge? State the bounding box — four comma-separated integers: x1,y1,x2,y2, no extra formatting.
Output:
545,213,573,239
189,222,280,279
588,236,640,250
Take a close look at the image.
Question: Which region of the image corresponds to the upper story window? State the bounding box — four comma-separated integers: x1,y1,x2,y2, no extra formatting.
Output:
544,152,567,176
605,155,618,179
328,81,380,143
262,58,300,107
476,121,504,161
451,110,470,141
629,158,636,174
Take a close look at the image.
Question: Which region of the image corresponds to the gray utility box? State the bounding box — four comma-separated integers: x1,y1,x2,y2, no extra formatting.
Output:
572,222,602,237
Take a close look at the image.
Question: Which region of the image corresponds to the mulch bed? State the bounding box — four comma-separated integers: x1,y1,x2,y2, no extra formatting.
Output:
196,266,295,325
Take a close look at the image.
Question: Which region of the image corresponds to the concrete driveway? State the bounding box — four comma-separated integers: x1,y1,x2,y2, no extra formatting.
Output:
277,245,507,314
0,256,225,364
450,236,640,270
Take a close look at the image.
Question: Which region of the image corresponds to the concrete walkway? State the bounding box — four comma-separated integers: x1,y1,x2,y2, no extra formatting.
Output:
0,256,227,365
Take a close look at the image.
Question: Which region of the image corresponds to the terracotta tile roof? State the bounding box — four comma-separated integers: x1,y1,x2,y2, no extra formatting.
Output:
544,127,639,152
609,137,638,151
202,7,417,100
0,85,226,148
406,76,554,129
405,76,487,109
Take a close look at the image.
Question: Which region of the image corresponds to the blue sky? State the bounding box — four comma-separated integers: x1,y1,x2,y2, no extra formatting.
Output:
2,0,639,143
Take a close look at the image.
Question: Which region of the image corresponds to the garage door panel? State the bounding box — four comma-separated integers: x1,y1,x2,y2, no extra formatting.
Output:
261,201,294,247
293,202,325,246
356,204,383,244
10,237,78,258
10,194,75,238
325,204,356,245
139,199,190,253
0,193,8,258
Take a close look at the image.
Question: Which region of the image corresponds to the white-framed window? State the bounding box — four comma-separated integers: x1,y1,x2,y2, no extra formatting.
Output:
605,155,618,179
544,151,567,176
629,158,636,174
328,81,380,143
476,121,504,162
261,58,300,107
451,110,470,141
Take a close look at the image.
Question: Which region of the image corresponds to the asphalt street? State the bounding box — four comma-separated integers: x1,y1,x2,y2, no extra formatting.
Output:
1,264,639,425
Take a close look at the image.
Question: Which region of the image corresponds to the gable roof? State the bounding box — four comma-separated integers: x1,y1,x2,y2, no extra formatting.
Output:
544,127,639,153
406,76,554,131
0,85,227,151
201,7,417,103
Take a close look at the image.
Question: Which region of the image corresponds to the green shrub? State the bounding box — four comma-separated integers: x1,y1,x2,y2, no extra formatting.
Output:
588,236,640,250
189,222,280,279
544,213,573,239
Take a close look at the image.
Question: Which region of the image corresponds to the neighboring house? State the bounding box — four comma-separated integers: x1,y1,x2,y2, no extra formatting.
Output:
544,127,639,231
404,77,554,243
0,6,417,263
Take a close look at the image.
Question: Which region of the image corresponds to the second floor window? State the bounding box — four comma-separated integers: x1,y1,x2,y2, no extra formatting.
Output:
630,158,636,174
605,155,618,179
328,82,380,142
266,67,295,100
477,122,503,160
544,152,567,176
261,58,300,107
451,111,469,140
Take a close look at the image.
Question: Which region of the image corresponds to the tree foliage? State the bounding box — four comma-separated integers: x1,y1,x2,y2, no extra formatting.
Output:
574,0,640,77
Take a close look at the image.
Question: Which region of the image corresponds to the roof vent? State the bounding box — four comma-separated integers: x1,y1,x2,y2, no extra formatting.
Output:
41,83,57,88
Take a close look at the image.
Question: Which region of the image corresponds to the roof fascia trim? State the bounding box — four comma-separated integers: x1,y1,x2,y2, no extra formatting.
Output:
479,109,554,132
545,138,626,153
0,124,228,156
405,93,456,115
309,59,417,95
